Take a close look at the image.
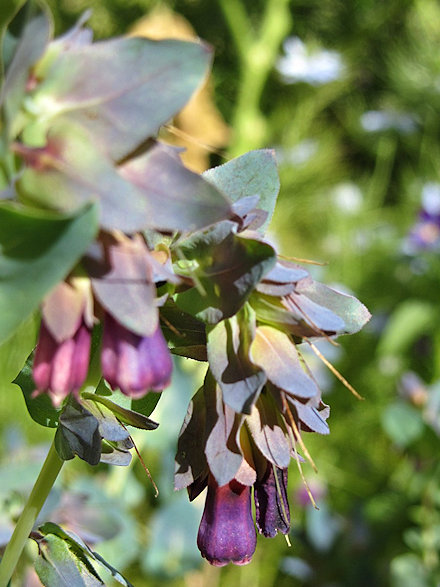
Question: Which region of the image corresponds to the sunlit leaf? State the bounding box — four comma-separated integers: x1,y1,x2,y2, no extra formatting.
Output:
119,142,232,232
251,325,319,398
30,36,212,160
203,150,280,233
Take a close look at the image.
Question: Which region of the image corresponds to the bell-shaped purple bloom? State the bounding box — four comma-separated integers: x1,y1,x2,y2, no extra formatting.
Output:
197,477,256,567
254,464,290,538
33,318,92,407
101,313,172,398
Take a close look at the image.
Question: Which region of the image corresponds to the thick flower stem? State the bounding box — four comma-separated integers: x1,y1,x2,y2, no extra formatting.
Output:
0,440,63,586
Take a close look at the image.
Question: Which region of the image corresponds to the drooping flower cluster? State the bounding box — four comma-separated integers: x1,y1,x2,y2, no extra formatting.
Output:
174,200,370,565
1,9,370,570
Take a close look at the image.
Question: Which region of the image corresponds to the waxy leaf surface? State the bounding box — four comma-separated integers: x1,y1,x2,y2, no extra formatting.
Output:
0,201,98,344
203,150,280,233
295,277,371,335
31,37,212,160
55,400,102,465
119,143,232,233
251,325,319,398
16,122,151,233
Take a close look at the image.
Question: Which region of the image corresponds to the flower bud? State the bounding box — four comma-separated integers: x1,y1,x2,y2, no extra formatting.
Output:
197,477,256,567
254,464,290,538
33,318,91,407
101,313,172,398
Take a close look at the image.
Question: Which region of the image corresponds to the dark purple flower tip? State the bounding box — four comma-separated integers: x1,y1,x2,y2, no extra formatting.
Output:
254,464,290,538
101,313,173,398
197,477,256,567
33,318,92,407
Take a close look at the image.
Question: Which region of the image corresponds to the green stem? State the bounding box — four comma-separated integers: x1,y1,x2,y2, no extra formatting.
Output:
0,440,63,586
219,0,292,157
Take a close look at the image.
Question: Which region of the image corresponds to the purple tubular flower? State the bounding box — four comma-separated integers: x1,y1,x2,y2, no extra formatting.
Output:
101,313,172,398
254,464,290,538
33,318,92,407
197,477,256,567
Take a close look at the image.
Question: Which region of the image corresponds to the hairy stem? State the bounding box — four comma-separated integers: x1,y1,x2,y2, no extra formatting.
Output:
0,440,63,586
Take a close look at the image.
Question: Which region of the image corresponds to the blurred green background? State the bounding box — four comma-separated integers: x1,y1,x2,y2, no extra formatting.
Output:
3,0,440,585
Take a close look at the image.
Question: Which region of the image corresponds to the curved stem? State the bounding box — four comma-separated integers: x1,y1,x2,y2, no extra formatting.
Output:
0,440,63,586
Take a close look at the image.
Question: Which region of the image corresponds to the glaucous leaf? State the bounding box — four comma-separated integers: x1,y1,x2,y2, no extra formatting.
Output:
16,122,151,233
119,143,232,232
295,278,371,335
203,150,280,233
2,11,51,133
250,325,319,398
30,36,212,161
207,310,266,414
176,223,276,324
0,201,99,344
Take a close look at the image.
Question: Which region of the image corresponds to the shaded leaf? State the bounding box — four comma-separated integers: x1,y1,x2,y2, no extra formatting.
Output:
119,142,232,232
207,309,266,414
291,399,330,435
14,358,60,428
31,36,212,161
176,223,276,324
81,398,130,442
55,400,102,465
174,386,207,491
251,325,319,398
0,201,99,344
100,440,132,466
203,150,280,233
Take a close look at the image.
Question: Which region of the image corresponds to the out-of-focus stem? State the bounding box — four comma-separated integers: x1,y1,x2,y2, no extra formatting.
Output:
219,0,292,158
0,440,63,587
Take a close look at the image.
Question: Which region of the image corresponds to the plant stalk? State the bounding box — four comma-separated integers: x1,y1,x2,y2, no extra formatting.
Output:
0,440,63,586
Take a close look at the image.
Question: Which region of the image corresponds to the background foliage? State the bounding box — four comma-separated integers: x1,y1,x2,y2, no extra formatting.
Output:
2,0,440,585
